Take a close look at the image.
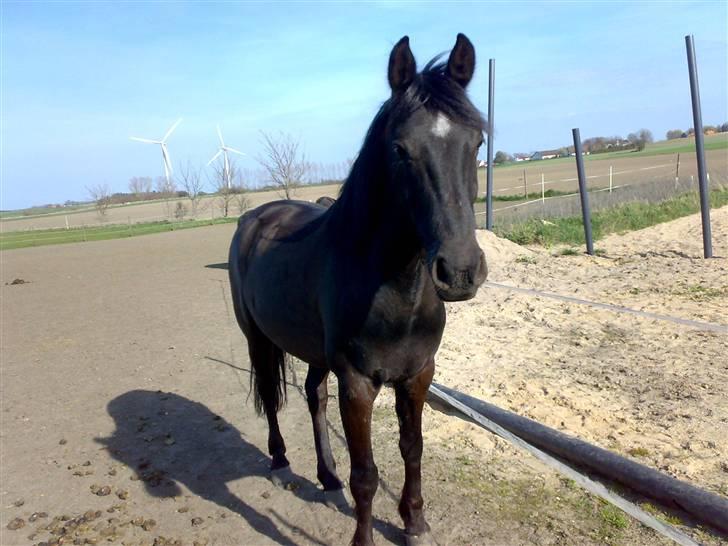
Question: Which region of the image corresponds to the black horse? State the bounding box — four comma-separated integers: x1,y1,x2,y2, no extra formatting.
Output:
229,34,487,546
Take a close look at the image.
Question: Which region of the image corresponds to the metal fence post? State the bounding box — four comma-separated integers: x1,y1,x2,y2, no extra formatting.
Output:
609,165,613,193
485,58,495,231
572,128,594,255
685,35,712,258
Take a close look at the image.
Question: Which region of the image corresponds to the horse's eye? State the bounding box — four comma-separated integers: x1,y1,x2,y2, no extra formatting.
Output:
393,143,409,161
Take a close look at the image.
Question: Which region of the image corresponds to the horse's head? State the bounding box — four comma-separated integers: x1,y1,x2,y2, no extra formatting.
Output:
385,34,487,302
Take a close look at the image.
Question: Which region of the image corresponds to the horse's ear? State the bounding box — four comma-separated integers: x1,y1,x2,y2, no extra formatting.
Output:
446,33,475,88
388,36,416,93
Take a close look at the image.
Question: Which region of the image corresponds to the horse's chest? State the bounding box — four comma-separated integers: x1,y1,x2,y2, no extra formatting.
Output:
346,286,445,382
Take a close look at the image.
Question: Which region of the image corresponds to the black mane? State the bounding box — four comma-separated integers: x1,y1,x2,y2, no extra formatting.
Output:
399,56,487,131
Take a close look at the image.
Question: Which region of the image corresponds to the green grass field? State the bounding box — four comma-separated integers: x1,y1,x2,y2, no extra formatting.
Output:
496,188,728,247
0,217,239,251
492,132,727,170
0,203,93,220
477,189,576,202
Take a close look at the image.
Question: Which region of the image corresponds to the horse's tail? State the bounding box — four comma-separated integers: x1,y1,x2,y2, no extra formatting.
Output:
248,340,287,415
229,216,287,416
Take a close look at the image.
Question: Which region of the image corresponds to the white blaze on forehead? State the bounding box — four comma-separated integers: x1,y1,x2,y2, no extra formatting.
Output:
431,113,451,138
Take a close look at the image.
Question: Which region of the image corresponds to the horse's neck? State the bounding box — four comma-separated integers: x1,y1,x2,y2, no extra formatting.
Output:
328,167,423,284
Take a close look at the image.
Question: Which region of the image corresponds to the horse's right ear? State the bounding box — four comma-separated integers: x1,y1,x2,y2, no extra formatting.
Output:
388,36,416,94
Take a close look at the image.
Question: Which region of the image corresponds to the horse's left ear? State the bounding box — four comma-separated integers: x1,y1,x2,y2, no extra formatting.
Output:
388,36,416,93
446,33,475,88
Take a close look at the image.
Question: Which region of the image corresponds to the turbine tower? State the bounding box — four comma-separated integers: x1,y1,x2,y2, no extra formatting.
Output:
130,118,182,186
208,125,245,189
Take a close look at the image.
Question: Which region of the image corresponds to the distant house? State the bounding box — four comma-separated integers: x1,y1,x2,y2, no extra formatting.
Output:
477,159,487,168
530,149,560,161
513,153,531,162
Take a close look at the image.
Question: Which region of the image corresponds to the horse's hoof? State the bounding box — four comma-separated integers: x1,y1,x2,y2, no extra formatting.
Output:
404,531,437,546
270,465,295,488
323,487,351,512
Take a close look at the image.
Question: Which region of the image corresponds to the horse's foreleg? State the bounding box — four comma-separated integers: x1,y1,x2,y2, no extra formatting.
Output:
395,359,435,545
338,367,380,546
305,366,344,492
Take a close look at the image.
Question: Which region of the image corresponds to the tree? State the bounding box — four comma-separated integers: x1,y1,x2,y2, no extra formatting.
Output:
87,183,112,218
128,176,152,196
666,129,683,140
176,161,205,218
155,176,177,218
719,122,728,133
232,183,250,216
210,159,249,217
637,129,653,144
257,131,308,199
493,150,512,164
627,129,653,152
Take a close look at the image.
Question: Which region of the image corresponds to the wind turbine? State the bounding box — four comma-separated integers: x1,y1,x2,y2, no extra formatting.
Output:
130,118,182,186
208,125,245,189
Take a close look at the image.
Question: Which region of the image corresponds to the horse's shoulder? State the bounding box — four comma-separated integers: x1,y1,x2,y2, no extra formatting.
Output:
235,200,328,250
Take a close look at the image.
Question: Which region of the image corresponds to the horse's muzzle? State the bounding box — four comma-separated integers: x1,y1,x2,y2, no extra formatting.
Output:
430,249,487,301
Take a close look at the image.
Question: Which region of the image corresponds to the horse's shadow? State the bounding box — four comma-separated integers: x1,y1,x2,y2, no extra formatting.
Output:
96,390,324,546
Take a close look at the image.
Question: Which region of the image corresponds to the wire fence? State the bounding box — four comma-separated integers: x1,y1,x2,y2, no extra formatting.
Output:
476,161,726,229
0,195,245,234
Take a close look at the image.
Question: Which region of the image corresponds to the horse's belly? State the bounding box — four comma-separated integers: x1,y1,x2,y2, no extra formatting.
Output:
244,251,326,366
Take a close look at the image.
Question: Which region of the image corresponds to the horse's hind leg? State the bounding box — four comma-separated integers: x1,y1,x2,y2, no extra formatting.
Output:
394,359,435,546
247,330,291,481
305,366,348,506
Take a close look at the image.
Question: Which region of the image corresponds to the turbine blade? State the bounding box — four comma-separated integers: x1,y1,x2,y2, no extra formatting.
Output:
162,118,182,142
217,124,225,147
161,144,173,177
207,149,223,166
130,137,159,144
226,147,245,156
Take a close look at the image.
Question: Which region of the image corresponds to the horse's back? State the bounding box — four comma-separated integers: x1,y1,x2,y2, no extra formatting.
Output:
229,200,329,365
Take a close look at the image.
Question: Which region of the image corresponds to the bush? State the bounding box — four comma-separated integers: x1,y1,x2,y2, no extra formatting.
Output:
174,202,188,220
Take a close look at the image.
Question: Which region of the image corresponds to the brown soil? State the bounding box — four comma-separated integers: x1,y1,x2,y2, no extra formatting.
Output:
1,209,726,545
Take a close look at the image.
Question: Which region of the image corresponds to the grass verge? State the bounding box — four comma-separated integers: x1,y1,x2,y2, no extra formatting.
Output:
495,188,728,246
0,217,239,251
477,189,575,202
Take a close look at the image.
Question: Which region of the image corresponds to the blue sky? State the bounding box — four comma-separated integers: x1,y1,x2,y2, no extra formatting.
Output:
2,1,727,210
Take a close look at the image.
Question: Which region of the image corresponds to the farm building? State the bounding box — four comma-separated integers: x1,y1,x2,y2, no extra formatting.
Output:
530,149,561,160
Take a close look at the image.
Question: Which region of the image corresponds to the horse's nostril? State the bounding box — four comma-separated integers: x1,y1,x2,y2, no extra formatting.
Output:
435,257,449,286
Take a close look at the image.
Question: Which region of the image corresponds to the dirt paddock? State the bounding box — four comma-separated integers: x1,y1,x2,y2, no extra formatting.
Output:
1,208,726,545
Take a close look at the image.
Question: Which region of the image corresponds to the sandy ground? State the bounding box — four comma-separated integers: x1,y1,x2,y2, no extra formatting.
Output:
3,147,726,233
1,208,727,545
429,206,728,498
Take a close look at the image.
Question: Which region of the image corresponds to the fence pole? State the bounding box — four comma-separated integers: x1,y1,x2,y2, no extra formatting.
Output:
685,35,712,258
609,165,613,193
674,153,681,188
65,215,69,230
572,128,594,255
523,169,527,198
541,173,545,203
485,58,495,231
